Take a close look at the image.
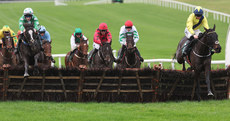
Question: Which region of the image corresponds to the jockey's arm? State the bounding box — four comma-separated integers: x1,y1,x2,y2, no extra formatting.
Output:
19,16,25,32
186,13,195,35
70,35,77,51
202,17,209,29
93,31,102,45
33,15,40,31
45,31,51,43
10,30,18,46
107,31,112,43
82,35,89,45
119,26,126,45
132,26,139,44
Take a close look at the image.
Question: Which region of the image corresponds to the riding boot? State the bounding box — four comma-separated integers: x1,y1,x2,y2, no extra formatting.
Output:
14,34,23,54
50,56,56,63
39,38,44,51
117,45,126,63
0,44,2,49
88,49,98,64
68,50,75,62
135,47,144,62
182,36,194,57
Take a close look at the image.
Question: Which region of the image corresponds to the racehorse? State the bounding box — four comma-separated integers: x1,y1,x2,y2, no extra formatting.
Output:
65,39,88,69
0,32,17,69
117,33,141,69
175,25,221,101
42,40,54,67
89,42,115,69
19,23,44,77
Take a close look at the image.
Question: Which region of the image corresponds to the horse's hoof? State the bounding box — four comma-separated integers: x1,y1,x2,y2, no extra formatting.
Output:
24,73,29,77
33,69,39,76
208,91,214,96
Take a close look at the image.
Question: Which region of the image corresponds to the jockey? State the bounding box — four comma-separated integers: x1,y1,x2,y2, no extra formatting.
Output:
182,6,209,57
38,25,55,63
39,25,51,44
88,23,113,63
15,7,41,54
0,25,18,49
68,28,88,62
117,20,143,63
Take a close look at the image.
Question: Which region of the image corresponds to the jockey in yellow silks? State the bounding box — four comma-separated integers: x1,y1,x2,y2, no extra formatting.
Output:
0,25,18,49
182,6,210,57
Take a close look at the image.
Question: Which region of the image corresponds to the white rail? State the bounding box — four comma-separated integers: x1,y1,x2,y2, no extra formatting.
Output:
83,0,230,24
51,53,225,69
123,0,230,23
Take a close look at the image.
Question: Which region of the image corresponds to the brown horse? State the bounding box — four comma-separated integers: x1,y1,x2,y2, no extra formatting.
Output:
0,32,17,69
89,42,115,69
41,40,53,68
65,40,88,69
175,25,221,101
117,33,141,69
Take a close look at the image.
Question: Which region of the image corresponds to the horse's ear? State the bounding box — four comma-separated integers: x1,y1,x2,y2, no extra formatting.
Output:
32,22,34,28
213,24,216,31
204,27,208,31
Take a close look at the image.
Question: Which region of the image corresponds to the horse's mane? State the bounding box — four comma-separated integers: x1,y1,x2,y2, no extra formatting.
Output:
23,23,34,29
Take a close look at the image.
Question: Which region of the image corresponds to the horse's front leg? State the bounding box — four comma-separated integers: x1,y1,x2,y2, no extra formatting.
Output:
205,64,213,96
194,70,201,101
23,57,29,77
33,53,40,75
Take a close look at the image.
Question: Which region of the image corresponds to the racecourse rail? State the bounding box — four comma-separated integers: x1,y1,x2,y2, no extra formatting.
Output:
51,50,226,69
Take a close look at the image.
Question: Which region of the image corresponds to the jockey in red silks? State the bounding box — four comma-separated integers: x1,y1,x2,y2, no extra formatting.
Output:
88,23,112,63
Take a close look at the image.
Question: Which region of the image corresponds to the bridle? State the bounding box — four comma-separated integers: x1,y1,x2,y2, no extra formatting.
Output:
192,31,219,58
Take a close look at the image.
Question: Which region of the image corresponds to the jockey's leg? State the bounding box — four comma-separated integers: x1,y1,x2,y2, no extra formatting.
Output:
88,48,98,64
68,49,77,62
14,34,23,54
182,36,194,57
134,47,144,62
50,56,55,63
117,45,126,63
39,37,44,51
0,39,2,49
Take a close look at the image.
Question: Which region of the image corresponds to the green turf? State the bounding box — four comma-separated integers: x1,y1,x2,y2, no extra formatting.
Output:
0,100,230,121
0,2,228,68
176,0,230,14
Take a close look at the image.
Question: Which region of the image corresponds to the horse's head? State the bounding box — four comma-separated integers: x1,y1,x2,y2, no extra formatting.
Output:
23,23,40,51
203,25,221,53
78,39,88,58
2,31,14,51
100,42,112,65
126,32,135,53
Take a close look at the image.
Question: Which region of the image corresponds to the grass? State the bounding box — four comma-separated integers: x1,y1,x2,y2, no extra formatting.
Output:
0,100,230,121
176,0,230,14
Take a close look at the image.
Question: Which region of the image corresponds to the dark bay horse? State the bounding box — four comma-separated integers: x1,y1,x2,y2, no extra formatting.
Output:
19,23,44,77
0,32,17,69
175,25,221,101
65,39,88,69
117,33,141,69
89,43,115,69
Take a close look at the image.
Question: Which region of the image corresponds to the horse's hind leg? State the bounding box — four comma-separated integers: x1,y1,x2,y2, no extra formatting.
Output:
24,58,29,77
194,71,201,101
205,65,214,96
